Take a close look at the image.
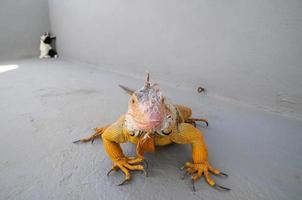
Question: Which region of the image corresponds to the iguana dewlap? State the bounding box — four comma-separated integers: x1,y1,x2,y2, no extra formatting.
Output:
74,74,229,191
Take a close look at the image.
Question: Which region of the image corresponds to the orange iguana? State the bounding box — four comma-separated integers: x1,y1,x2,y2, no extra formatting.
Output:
74,74,229,191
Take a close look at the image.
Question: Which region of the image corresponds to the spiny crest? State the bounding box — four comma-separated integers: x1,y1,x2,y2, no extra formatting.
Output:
144,72,150,88
134,73,162,103
119,73,161,99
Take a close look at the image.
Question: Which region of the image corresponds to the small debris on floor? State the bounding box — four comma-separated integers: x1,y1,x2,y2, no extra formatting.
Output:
197,86,206,93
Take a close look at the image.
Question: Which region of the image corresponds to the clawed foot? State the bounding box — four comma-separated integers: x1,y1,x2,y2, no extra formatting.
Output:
180,162,230,192
107,157,148,185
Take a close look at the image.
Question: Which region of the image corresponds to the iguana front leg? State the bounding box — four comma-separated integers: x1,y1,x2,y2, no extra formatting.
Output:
170,123,229,191
73,124,110,144
101,123,147,185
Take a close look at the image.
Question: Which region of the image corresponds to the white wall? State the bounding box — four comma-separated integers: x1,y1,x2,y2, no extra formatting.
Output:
48,0,302,118
0,0,50,60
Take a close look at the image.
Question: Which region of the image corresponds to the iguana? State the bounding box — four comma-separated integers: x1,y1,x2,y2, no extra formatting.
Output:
74,74,229,191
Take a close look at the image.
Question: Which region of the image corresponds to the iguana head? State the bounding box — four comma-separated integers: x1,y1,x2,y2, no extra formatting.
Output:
120,74,168,132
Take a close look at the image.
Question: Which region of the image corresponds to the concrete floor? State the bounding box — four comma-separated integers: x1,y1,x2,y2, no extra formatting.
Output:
0,58,302,200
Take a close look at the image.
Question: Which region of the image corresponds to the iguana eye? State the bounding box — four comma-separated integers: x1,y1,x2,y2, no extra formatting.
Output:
161,98,165,103
131,99,135,104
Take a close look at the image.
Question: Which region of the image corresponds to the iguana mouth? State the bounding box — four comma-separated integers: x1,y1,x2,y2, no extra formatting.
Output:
127,112,163,131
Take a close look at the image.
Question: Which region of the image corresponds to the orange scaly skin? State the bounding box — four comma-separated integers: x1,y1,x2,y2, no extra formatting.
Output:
74,75,229,191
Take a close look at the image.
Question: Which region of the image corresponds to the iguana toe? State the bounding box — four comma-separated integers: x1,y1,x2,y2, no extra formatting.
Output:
107,158,147,186
182,162,230,192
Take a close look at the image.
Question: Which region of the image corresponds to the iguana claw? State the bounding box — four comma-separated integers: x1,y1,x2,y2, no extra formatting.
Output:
203,121,209,127
72,140,81,144
142,168,148,177
143,160,149,170
106,167,117,176
191,179,230,192
218,171,228,177
191,179,197,192
213,183,231,191
181,170,188,180
107,168,114,176
73,139,97,144
118,178,130,186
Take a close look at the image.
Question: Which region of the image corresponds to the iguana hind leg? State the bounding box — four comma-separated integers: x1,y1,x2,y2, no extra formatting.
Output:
175,104,208,127
175,104,192,120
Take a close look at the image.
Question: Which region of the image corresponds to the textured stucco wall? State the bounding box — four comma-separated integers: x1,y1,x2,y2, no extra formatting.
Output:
48,0,302,119
0,0,50,60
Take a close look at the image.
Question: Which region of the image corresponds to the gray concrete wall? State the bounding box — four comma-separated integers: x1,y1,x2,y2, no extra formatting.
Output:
0,0,50,60
48,0,302,118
